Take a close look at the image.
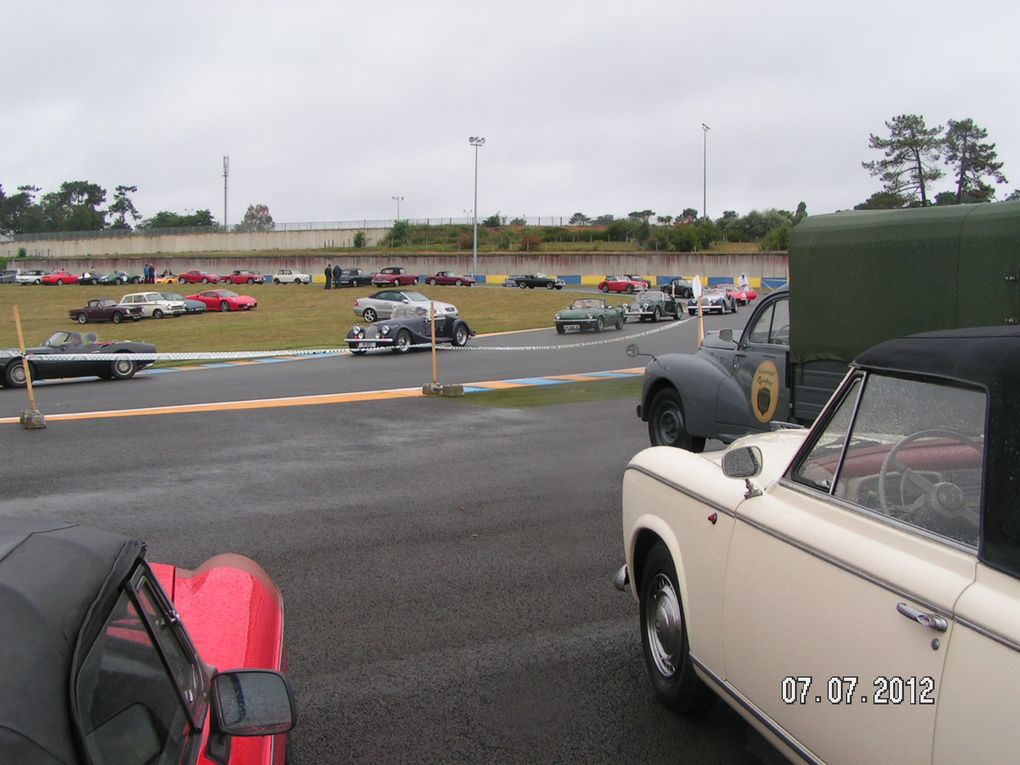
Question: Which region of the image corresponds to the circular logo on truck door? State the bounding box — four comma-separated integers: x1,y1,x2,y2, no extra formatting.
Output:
751,360,780,423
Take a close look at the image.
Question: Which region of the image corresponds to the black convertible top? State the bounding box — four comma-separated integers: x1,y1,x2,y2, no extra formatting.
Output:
853,326,1020,578
0,519,143,764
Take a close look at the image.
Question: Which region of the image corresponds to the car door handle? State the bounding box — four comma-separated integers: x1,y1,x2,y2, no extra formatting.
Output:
897,602,948,632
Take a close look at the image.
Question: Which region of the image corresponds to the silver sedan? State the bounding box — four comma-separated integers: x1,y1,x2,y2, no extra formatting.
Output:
352,290,459,323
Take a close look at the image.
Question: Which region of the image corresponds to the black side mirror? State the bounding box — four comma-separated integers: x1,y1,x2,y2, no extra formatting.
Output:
211,670,295,737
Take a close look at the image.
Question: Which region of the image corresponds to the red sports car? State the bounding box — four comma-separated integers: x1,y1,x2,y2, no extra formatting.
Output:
178,269,223,284
596,275,649,294
717,283,758,305
220,270,265,285
187,289,258,312
426,271,475,286
41,269,80,286
371,267,419,286
1,518,294,765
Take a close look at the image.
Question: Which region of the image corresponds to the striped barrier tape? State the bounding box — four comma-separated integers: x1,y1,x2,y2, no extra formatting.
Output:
0,317,687,362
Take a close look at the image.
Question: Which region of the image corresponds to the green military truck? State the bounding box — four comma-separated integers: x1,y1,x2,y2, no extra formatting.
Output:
633,200,1020,451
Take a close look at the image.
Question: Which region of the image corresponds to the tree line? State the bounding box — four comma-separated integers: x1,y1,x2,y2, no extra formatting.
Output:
0,181,274,236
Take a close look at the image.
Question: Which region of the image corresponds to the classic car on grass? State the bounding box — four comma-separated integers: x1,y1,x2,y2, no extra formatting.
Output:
596,275,650,294
119,291,187,319
186,289,258,312
371,266,419,286
161,291,207,314
512,274,565,290
615,325,1020,765
353,290,458,323
41,269,80,286
15,269,46,285
68,298,144,324
347,304,474,354
272,268,311,284
334,268,374,287
626,291,683,322
177,269,223,284
220,270,265,285
0,518,294,765
687,288,737,315
0,330,155,387
79,270,144,286
554,298,627,333
426,271,475,287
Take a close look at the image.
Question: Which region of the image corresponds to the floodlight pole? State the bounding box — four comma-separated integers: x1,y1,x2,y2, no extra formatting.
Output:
701,124,710,221
392,195,404,221
223,155,230,232
469,136,485,276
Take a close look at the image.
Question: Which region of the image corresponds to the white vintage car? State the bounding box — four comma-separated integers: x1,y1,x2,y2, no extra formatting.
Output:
617,326,1020,764
118,291,187,319
272,268,311,284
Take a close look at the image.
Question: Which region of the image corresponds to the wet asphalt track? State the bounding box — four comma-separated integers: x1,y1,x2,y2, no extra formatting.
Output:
0,309,786,764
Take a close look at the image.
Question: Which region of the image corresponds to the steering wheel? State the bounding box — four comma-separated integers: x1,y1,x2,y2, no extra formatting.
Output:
877,429,982,522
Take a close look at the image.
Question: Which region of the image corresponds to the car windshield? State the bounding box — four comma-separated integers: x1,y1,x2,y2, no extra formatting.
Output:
162,293,184,300
217,290,238,297
571,299,604,309
640,293,665,302
44,331,77,347
401,291,428,302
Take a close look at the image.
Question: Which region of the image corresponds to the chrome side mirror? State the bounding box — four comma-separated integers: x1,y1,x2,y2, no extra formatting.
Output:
627,343,657,362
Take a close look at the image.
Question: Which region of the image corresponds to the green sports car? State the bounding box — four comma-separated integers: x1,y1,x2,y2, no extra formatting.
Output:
554,298,627,334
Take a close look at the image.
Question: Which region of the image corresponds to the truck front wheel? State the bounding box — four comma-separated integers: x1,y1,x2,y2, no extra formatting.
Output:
648,389,706,452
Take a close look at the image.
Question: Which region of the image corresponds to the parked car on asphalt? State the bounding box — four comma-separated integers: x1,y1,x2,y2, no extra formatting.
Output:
334,268,374,287
68,297,144,324
426,271,475,287
177,269,223,284
666,278,695,300
513,274,565,290
15,270,46,285
347,304,474,354
554,298,627,333
353,290,458,323
716,282,758,305
626,290,683,321
687,288,737,315
220,269,265,285
186,289,258,312
596,275,650,294
371,266,419,286
0,517,295,765
161,291,207,314
615,325,1020,765
0,330,155,387
41,269,80,286
271,268,311,284
119,291,187,319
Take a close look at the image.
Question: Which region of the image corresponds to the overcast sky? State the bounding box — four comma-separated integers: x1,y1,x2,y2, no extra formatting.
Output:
4,1,1017,227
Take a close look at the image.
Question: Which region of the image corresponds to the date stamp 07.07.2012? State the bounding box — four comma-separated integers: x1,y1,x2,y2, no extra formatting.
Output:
781,676,935,706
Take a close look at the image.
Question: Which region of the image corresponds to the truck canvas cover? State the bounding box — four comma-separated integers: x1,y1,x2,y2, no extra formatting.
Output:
789,200,1020,366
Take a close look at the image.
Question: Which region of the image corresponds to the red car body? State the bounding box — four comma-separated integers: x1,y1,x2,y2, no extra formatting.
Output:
596,275,649,294
717,283,758,305
426,271,475,286
178,270,223,284
152,556,288,764
41,269,80,286
187,289,258,311
220,270,266,285
371,267,419,286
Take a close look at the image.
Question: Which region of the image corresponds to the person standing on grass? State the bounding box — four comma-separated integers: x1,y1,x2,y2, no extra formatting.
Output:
332,263,342,289
324,263,332,290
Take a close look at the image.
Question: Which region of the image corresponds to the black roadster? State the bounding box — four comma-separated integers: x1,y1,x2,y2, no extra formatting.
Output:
0,330,156,387
346,306,475,354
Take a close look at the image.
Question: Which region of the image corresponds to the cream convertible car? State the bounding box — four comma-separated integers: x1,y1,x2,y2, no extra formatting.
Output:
616,326,1020,764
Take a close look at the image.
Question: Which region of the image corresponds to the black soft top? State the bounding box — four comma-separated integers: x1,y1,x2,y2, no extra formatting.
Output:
853,326,1020,578
0,519,143,764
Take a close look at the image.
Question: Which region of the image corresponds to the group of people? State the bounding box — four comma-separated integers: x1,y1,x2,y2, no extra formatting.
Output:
141,263,160,283
324,263,345,289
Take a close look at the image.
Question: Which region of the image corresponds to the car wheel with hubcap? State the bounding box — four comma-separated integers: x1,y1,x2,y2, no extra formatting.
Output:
110,356,137,380
546,282,555,290
201,277,209,283
219,301,230,312
601,284,610,293
4,361,30,388
519,282,527,289
455,279,463,287
648,388,706,452
111,312,123,324
595,316,604,332
653,307,661,321
429,278,438,286
639,541,715,713
76,312,88,324
452,324,469,347
393,329,412,353
153,308,164,319
616,314,625,330
362,308,378,323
